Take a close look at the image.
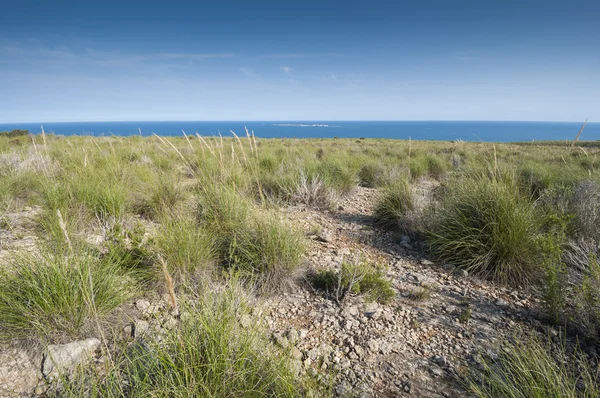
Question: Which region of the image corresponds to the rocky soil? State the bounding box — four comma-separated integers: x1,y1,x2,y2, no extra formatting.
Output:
0,185,548,397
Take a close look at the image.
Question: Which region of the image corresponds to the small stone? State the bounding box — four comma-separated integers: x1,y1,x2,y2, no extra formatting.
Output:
290,347,303,360
431,355,447,367
367,339,379,353
454,269,469,278
275,335,289,349
162,317,178,330
429,367,444,377
134,320,150,338
286,328,299,345
421,259,434,266
135,299,150,312
239,314,252,328
42,338,101,378
315,230,333,243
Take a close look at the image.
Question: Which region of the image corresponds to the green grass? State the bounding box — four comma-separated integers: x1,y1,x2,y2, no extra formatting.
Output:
57,283,312,398
467,333,600,398
374,178,416,232
154,215,215,277
427,170,551,284
0,251,140,340
311,262,395,304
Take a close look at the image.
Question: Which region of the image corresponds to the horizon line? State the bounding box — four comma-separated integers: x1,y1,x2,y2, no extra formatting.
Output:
0,119,594,125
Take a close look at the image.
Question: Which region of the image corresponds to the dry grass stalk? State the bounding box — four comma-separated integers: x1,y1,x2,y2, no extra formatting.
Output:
230,130,248,163
196,133,216,157
251,130,259,158
493,143,498,179
571,119,588,150
108,139,116,156
56,209,74,256
244,127,254,154
159,255,178,314
182,130,194,152
154,134,196,176
40,125,47,148
408,137,412,158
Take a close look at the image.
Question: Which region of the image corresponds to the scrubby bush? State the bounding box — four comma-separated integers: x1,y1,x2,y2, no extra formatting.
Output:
570,180,600,241
228,214,305,286
358,163,385,188
427,172,552,284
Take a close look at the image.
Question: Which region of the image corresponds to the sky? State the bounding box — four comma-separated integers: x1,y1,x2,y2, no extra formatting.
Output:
0,0,599,122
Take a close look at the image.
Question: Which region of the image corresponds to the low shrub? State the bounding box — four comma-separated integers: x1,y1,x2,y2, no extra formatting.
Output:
228,214,304,287
197,187,304,288
427,172,551,284
570,180,600,241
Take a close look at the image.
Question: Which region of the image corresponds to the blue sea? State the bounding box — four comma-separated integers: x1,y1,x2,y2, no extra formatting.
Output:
0,121,598,142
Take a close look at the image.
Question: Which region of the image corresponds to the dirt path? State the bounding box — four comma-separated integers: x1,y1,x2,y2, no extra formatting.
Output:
264,185,543,397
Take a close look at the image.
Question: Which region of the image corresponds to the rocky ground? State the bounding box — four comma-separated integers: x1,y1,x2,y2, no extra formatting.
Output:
0,185,548,397
262,186,544,397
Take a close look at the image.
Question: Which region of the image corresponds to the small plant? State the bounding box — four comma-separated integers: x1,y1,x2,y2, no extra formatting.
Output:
154,216,215,277
311,262,394,304
409,286,432,301
459,308,472,323
374,179,414,231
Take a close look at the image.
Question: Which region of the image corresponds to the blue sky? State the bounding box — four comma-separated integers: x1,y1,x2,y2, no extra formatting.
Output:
0,0,599,122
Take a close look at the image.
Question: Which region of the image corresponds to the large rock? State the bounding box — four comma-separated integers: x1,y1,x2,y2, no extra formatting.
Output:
42,338,101,378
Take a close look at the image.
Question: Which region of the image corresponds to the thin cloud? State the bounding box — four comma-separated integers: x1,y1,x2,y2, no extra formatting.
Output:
280,66,294,76
157,53,234,60
258,53,305,59
239,66,258,79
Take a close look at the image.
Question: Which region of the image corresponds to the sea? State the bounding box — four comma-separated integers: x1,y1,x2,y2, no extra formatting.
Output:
0,121,598,142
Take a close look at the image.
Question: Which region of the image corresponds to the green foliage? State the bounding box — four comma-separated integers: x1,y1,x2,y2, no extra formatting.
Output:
56,284,311,397
427,172,553,284
467,334,600,397
0,129,29,137
311,262,394,304
0,251,140,339
197,186,304,288
154,216,215,276
374,179,414,230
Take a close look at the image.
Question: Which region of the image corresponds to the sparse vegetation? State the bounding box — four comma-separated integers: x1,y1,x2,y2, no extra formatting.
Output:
1,134,600,396
57,282,312,397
